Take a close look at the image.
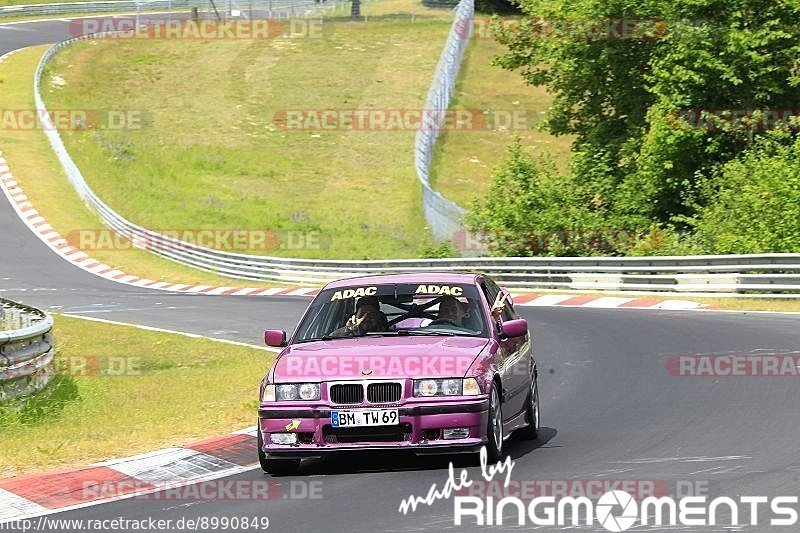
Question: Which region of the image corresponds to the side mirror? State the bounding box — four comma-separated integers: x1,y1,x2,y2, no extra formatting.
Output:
264,329,287,347
501,318,528,338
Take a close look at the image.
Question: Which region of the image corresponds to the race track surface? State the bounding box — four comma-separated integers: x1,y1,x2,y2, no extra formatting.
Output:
2,16,800,532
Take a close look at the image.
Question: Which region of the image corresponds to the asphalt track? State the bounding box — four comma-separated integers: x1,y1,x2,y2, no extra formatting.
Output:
2,15,800,533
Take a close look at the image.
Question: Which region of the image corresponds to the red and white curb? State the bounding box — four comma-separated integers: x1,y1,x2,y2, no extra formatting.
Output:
509,293,707,310
0,152,320,299
0,427,260,523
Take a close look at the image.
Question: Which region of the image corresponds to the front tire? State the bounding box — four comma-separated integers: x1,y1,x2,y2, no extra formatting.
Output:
518,376,540,440
484,382,504,463
258,427,301,475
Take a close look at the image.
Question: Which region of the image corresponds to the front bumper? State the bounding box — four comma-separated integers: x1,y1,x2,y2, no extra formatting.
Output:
258,398,489,458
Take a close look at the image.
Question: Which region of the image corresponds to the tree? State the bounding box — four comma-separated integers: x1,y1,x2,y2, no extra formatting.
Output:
493,0,800,226
689,132,800,253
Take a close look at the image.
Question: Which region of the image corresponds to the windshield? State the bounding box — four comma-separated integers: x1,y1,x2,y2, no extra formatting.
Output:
293,282,488,342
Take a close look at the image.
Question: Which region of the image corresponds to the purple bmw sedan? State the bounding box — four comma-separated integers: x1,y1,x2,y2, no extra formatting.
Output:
257,273,539,474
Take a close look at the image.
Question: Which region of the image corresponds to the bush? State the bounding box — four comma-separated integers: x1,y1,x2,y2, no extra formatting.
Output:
689,133,800,254
465,141,614,256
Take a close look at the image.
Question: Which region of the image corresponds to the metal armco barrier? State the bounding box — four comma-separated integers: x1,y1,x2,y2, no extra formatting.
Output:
0,299,55,401
1,0,340,18
32,27,800,296
1,0,188,17
414,0,471,241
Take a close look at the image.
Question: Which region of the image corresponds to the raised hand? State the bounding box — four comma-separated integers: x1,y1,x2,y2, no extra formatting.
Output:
345,313,366,332
491,292,507,320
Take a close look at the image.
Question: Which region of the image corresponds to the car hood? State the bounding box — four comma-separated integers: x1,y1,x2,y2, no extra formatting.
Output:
273,336,489,381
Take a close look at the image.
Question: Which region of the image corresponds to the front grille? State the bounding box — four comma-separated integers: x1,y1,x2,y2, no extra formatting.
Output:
330,384,363,404
367,382,402,403
323,423,412,444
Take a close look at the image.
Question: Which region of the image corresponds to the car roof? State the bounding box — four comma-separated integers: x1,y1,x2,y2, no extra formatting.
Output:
323,272,482,290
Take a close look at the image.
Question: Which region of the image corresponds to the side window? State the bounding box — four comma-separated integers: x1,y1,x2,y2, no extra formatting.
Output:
304,300,353,338
484,278,515,320
502,303,515,321
480,281,499,312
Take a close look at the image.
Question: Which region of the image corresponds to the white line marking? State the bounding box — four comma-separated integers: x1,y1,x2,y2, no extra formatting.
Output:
655,300,705,310
0,490,47,521
581,297,635,308
231,426,258,436
231,288,259,296
57,313,280,352
522,294,574,306
0,464,259,524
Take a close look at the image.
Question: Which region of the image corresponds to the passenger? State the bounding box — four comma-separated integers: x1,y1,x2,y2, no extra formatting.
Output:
490,292,507,331
430,295,467,327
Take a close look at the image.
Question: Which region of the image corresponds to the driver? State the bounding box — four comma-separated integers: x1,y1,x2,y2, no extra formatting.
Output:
433,295,467,326
328,296,388,337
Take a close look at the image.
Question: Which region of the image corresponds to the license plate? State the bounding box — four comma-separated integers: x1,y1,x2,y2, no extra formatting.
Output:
331,409,398,428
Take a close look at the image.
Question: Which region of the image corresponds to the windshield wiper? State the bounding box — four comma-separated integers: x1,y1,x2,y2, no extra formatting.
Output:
398,330,457,336
363,330,457,337
295,335,340,343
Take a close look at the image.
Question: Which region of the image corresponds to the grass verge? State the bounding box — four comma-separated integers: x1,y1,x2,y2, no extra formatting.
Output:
0,314,273,477
430,34,573,209
0,46,285,287
39,2,453,259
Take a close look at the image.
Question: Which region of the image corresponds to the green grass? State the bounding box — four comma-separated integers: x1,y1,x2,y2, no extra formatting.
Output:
40,4,454,259
688,297,800,313
430,34,573,208
0,315,273,477
0,46,289,287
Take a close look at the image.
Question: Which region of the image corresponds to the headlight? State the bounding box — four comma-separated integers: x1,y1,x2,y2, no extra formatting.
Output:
263,383,320,401
262,384,275,402
462,378,480,395
413,378,478,397
298,383,320,400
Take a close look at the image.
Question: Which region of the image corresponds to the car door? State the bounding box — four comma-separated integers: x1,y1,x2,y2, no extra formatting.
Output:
480,279,529,418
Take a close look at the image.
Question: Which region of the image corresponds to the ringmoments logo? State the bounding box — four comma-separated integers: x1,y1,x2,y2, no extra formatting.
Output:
398,449,800,530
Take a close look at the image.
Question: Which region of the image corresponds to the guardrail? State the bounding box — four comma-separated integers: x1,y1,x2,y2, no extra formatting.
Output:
0,299,55,402
414,0,471,241
32,25,800,296
1,0,187,18
1,0,344,19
